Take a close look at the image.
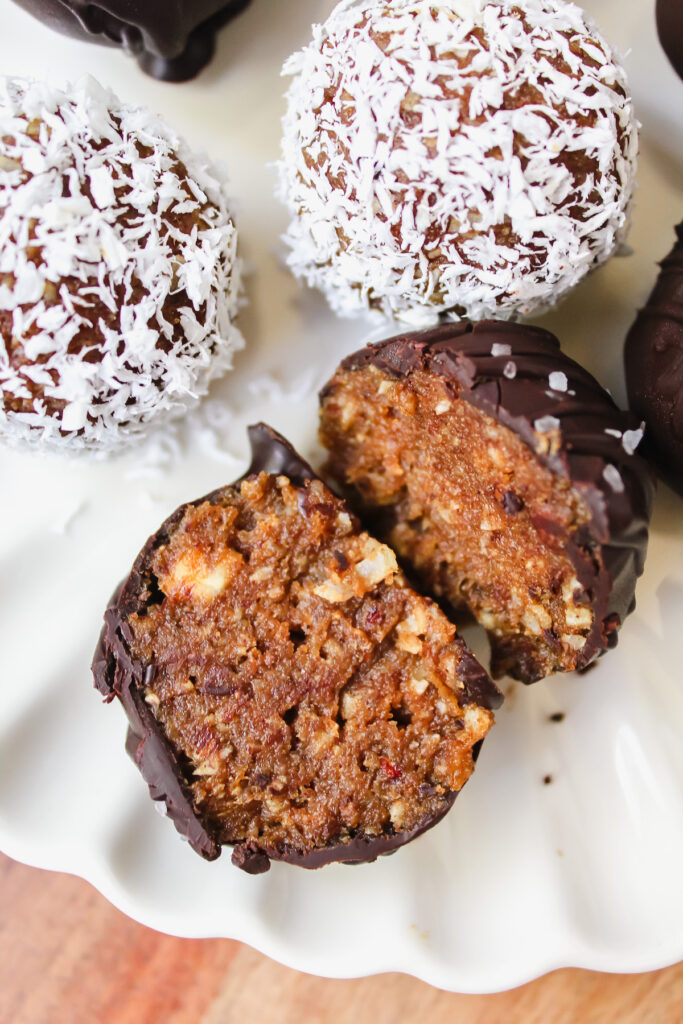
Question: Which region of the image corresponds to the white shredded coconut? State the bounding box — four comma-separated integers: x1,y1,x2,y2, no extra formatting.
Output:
622,424,644,455
278,0,638,326
0,76,243,454
602,463,624,493
604,427,622,438
534,414,560,433
491,342,512,357
503,360,517,379
548,371,568,392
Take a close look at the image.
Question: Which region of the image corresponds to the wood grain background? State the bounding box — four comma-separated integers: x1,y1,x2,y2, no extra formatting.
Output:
0,855,680,1023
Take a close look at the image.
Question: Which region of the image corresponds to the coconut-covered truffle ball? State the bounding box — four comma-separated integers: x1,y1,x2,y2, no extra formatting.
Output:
0,76,242,454
279,0,638,326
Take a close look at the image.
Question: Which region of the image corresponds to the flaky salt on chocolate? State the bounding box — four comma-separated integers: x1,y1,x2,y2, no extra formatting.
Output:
279,0,638,327
93,425,500,872
319,322,654,683
0,76,242,454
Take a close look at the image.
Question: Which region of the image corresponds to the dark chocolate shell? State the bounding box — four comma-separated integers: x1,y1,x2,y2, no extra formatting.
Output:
624,223,683,497
11,0,251,81
656,0,683,80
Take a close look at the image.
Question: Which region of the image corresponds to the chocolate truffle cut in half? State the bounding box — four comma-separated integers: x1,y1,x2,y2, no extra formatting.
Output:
320,322,654,684
625,223,683,498
11,0,252,82
93,425,501,873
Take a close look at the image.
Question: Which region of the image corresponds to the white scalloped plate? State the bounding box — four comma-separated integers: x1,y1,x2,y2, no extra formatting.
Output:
1,0,682,994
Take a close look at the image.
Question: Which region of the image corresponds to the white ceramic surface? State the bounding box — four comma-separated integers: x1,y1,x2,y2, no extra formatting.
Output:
0,0,682,994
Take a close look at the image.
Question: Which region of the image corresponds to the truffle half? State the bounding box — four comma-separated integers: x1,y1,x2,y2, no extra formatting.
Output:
0,76,242,454
11,0,252,82
279,0,638,326
93,425,500,872
320,322,654,683
624,223,683,497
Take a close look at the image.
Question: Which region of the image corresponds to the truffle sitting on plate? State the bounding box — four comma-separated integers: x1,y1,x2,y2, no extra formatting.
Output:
93,425,500,873
0,76,242,454
11,0,252,82
279,0,638,326
624,223,683,497
320,322,654,684
656,0,683,81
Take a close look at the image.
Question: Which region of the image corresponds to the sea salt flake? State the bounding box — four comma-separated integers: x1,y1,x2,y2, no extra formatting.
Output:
603,464,625,493
534,415,560,433
548,371,568,392
622,425,644,455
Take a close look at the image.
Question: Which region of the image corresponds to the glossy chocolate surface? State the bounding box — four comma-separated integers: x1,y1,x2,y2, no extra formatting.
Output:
656,0,683,80
625,224,683,497
12,0,251,81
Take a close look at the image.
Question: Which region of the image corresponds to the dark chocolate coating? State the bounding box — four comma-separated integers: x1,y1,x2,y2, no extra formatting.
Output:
11,0,251,82
324,321,654,675
93,423,499,872
656,0,683,80
625,223,683,497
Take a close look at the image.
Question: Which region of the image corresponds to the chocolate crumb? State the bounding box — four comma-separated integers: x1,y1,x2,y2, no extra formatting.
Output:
333,550,350,571
502,490,525,514
543,774,553,785
549,712,565,723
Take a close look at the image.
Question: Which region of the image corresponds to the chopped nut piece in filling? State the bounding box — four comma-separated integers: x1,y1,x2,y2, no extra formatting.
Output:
126,472,494,859
320,365,598,682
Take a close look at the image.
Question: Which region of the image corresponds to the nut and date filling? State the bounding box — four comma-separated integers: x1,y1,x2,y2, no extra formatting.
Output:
127,473,492,856
320,366,597,681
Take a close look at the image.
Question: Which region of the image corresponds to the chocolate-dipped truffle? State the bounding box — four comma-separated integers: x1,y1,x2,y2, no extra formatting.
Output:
656,0,683,81
624,223,683,497
279,0,638,327
0,77,243,454
320,322,654,684
11,0,252,82
93,424,501,873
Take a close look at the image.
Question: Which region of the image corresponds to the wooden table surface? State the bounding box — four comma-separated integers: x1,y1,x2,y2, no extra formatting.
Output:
0,854,681,1023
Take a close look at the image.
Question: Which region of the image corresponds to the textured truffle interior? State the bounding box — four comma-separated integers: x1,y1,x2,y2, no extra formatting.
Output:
126,472,493,858
320,364,597,683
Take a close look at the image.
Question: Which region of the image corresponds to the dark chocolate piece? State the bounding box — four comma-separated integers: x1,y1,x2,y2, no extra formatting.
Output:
322,321,654,679
93,424,500,871
11,0,251,82
656,0,683,80
624,223,683,497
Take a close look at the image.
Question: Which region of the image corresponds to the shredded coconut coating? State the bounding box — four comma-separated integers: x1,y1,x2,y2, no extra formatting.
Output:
278,0,638,326
0,76,243,454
